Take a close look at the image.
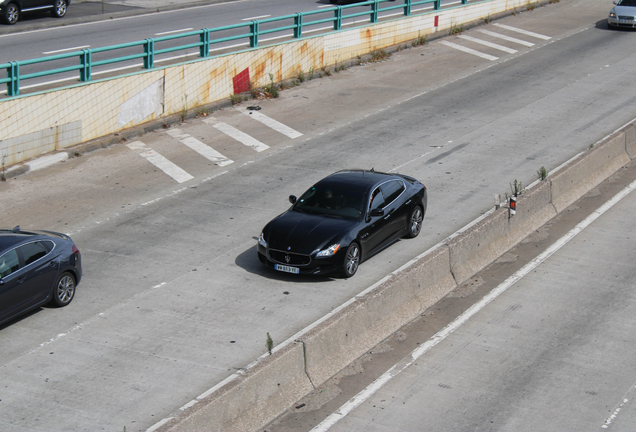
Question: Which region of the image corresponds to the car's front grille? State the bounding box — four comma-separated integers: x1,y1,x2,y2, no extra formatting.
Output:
618,15,635,20
268,249,311,266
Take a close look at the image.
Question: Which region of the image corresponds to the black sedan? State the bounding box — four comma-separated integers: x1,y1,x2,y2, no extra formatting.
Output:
0,0,69,25
258,170,427,278
0,226,82,326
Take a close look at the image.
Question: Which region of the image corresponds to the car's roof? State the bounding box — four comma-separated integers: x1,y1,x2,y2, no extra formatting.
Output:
315,170,404,191
0,228,67,252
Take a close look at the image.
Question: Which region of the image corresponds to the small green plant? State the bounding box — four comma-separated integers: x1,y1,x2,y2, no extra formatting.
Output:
450,24,465,35
510,179,525,196
413,32,427,47
265,73,279,98
526,1,536,11
537,166,548,181
484,14,492,24
266,333,273,355
549,0,559,3
230,93,242,105
322,67,332,76
297,70,306,83
308,66,315,80
180,94,188,122
370,49,390,62
1,155,6,182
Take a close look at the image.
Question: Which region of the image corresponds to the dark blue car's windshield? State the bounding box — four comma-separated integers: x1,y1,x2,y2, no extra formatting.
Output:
619,0,636,6
293,186,364,220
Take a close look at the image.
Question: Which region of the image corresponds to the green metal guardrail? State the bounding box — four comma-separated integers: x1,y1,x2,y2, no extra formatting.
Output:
0,0,468,97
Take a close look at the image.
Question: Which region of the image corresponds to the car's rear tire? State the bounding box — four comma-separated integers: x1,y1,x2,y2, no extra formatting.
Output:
51,272,76,307
342,242,360,278
406,206,423,238
52,0,68,18
2,3,19,25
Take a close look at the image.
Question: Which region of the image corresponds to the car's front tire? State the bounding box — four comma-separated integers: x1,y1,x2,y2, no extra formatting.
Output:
2,2,19,25
52,0,68,18
51,272,76,307
406,206,423,238
342,242,360,278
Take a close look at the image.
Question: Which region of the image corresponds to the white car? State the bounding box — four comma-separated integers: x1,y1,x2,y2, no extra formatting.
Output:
608,0,636,28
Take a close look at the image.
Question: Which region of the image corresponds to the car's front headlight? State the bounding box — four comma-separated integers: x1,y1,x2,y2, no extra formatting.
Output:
258,233,267,248
609,11,617,18
316,244,340,258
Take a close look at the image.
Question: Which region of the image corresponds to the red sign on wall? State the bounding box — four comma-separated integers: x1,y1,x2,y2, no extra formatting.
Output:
233,68,251,95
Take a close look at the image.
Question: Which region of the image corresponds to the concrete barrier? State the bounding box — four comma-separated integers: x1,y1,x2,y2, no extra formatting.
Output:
448,179,557,285
157,342,313,432
550,131,631,213
298,245,455,386
623,123,636,160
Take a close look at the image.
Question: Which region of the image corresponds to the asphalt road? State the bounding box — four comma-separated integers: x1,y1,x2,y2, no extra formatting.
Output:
0,0,633,430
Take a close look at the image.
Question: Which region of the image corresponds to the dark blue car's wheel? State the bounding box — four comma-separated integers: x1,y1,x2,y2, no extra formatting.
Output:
2,3,19,25
406,206,423,238
52,0,67,18
342,242,360,278
52,272,76,307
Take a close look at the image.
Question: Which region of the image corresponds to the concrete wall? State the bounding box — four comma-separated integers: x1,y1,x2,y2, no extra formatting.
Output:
155,121,636,432
1,0,534,167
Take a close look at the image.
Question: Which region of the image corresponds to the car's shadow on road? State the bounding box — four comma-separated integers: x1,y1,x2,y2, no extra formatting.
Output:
235,243,337,283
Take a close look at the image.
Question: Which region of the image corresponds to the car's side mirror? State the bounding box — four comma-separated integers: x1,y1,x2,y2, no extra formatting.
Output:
370,208,384,217
289,195,297,204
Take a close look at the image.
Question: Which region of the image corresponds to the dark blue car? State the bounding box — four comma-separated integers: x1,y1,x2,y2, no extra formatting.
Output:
0,226,82,326
0,0,70,25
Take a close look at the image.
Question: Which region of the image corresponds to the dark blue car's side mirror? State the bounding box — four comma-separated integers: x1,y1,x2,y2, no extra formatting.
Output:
289,195,297,204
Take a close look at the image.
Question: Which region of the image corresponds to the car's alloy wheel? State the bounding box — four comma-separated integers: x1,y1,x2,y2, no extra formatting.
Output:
52,272,76,306
407,206,423,238
3,3,19,25
52,0,67,18
342,242,360,278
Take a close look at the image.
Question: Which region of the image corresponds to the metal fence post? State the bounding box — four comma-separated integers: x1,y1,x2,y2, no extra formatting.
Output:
144,38,155,69
334,6,342,31
7,61,19,96
434,0,441,10
371,0,379,23
250,20,260,48
200,29,210,58
404,0,411,16
294,12,303,38
80,49,92,82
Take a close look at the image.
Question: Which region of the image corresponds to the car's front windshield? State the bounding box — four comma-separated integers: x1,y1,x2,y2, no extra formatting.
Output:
619,0,636,6
293,186,364,220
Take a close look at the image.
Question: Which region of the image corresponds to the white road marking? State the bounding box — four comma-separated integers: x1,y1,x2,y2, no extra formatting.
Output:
25,152,68,171
493,23,551,40
240,109,303,139
43,45,90,55
203,118,270,152
242,15,271,20
440,40,499,61
458,35,518,54
476,29,535,47
155,28,194,36
164,128,234,166
602,383,636,428
311,178,636,432
127,141,193,183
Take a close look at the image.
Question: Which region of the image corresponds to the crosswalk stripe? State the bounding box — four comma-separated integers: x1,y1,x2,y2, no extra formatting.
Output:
458,35,518,54
127,141,193,183
203,118,270,152
440,40,499,61
240,109,303,139
164,128,234,167
493,23,551,40
476,29,535,47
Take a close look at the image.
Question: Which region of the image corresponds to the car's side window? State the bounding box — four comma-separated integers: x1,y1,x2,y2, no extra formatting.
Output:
0,250,20,278
381,180,405,206
370,187,386,211
19,241,49,266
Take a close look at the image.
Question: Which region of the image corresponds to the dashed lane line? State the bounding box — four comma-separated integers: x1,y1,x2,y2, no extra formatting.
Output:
493,23,552,40
240,109,304,139
440,40,499,61
476,29,536,47
127,141,193,183
164,128,234,166
458,35,518,54
203,117,270,152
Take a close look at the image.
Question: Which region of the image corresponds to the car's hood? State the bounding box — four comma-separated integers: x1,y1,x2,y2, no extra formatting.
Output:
264,210,357,255
613,5,636,15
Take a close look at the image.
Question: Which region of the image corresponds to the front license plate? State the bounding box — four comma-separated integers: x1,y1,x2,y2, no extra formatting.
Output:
275,264,300,274
620,19,633,23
